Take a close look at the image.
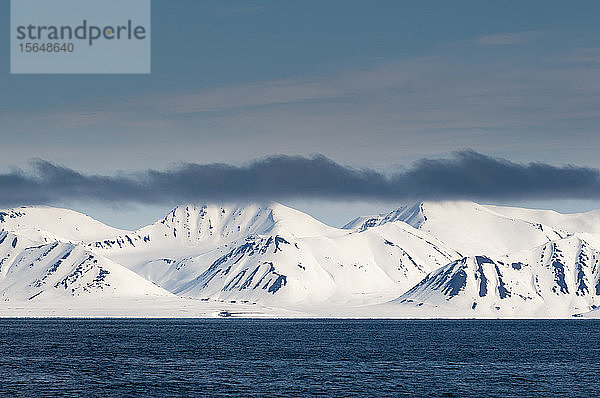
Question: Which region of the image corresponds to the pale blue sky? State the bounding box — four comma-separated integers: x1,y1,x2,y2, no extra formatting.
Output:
2,0,600,228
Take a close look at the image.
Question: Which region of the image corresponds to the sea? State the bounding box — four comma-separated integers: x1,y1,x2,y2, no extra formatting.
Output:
0,319,598,397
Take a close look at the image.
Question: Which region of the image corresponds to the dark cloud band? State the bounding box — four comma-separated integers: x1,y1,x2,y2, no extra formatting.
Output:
1,150,599,207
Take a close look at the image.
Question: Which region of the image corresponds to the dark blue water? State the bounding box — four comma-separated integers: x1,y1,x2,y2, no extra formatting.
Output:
1,319,599,397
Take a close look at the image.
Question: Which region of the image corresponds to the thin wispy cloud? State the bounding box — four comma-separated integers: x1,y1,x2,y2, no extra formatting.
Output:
474,30,545,46
563,47,600,64
2,30,600,171
5,48,598,130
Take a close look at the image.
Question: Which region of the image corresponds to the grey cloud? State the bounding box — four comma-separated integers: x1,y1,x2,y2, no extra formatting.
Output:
0,150,598,207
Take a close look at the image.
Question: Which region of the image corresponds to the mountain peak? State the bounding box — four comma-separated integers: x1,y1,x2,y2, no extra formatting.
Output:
0,205,129,243
343,201,428,231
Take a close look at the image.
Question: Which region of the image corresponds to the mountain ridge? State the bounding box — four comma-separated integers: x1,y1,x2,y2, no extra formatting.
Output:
1,200,599,317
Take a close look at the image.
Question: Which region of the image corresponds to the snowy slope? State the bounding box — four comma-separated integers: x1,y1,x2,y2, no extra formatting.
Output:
396,235,600,317
86,203,346,262
483,204,600,235
345,201,568,257
171,220,458,305
0,206,129,243
0,230,171,302
90,203,458,306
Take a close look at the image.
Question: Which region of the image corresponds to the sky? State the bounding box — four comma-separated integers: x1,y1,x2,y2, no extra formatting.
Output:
2,0,600,228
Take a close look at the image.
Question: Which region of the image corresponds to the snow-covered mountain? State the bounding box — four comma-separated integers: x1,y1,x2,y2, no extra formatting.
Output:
2,201,600,317
0,230,170,302
483,204,600,235
396,235,600,317
0,206,129,243
344,201,569,257
84,203,457,306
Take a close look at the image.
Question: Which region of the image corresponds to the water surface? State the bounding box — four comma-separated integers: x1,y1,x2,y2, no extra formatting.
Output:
0,319,598,397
